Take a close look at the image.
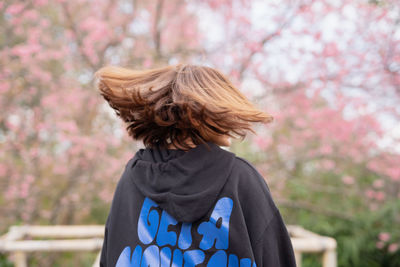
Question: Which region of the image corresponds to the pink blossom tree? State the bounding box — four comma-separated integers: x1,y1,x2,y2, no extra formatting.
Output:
0,0,202,241
1,0,399,265
198,0,400,264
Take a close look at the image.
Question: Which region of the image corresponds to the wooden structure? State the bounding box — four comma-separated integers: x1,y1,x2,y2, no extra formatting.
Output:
0,224,336,267
287,225,337,267
0,225,103,267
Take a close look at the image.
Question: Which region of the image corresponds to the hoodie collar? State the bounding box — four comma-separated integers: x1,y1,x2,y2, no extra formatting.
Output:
128,141,236,222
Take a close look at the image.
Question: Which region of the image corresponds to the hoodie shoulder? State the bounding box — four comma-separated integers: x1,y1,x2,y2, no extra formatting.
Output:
231,155,279,226
234,156,272,193
106,157,139,221
233,156,273,198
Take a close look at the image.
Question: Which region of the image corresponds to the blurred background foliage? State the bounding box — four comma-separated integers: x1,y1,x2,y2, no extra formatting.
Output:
0,0,399,266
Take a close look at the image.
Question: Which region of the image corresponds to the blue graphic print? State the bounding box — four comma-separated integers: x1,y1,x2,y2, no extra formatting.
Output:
116,197,257,267
197,197,233,250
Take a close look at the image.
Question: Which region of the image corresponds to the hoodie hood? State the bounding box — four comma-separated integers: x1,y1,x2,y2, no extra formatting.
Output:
128,141,236,223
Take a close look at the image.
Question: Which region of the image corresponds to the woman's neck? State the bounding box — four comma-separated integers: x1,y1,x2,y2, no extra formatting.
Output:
166,138,197,150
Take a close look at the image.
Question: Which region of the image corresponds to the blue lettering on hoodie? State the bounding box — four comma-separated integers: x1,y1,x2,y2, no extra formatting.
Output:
157,211,178,246
197,197,233,250
137,198,160,245
116,197,256,267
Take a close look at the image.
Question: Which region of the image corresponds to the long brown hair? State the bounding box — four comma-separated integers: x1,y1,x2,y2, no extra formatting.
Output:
94,63,273,151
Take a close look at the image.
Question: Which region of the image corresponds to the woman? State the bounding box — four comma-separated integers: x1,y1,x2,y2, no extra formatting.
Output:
95,63,297,267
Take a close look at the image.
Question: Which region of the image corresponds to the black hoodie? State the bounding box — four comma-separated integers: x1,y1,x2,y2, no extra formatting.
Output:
100,141,297,267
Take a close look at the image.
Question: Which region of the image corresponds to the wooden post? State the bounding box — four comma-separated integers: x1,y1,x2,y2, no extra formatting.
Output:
294,251,302,267
322,249,337,267
11,251,27,267
93,251,101,267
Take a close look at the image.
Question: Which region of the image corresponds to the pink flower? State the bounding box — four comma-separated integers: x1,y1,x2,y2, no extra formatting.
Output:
372,179,384,188
0,164,7,176
374,191,385,201
0,82,10,93
246,42,262,53
379,232,391,242
365,189,375,199
386,167,400,181
255,136,271,150
319,144,333,155
26,174,35,183
323,42,339,57
54,165,68,175
294,118,307,128
321,159,335,170
19,182,29,198
5,186,17,200
5,3,25,15
34,0,48,6
376,241,385,249
143,58,153,68
388,243,399,253
342,175,355,185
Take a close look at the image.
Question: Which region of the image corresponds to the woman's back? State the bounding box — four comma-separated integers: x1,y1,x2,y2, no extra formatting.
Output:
95,63,296,266
100,141,296,266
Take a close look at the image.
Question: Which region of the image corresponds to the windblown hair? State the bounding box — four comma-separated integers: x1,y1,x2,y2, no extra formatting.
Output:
94,63,273,151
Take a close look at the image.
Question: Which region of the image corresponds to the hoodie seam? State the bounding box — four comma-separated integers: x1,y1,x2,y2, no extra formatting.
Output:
253,207,279,246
